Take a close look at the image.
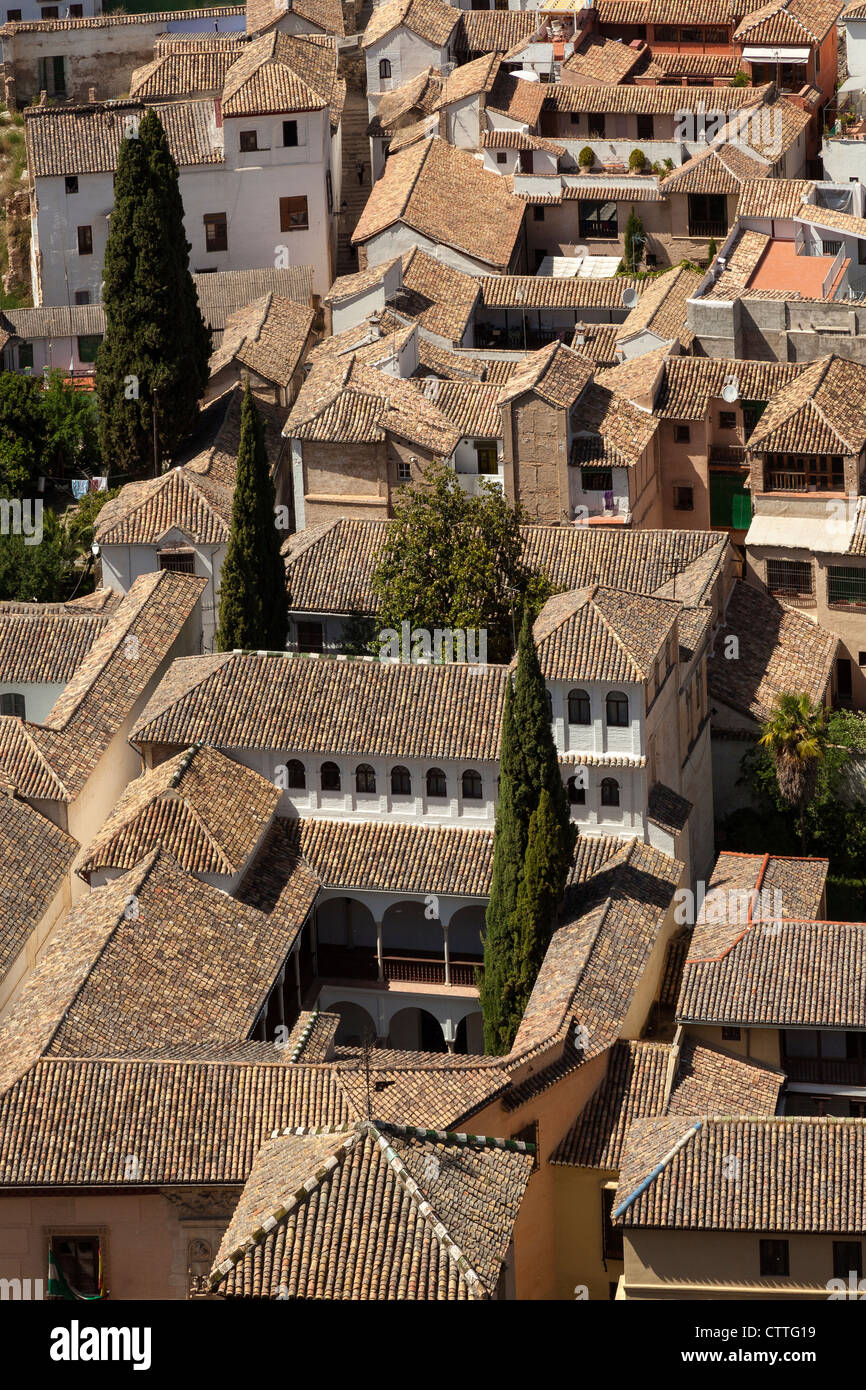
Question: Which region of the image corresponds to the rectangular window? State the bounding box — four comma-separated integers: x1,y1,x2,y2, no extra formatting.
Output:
588,113,605,138
511,1120,539,1171
77,225,92,255
48,1235,102,1298
157,550,195,574
239,130,258,152
0,692,25,717
719,411,736,431
834,1241,863,1280
496,151,507,164
636,114,654,141
674,424,690,443
74,290,91,305
828,566,866,607
581,467,613,492
17,342,33,370
759,1239,789,1277
65,175,78,195
296,620,324,653
673,485,693,511
722,1026,741,1041
204,213,227,252
766,558,813,600
602,1186,624,1262
533,204,545,221
688,192,727,239
69,2,82,13
7,10,22,18
709,470,751,529
41,6,59,16
579,200,618,240
397,459,411,481
476,443,498,475
77,334,102,363
280,196,308,231
283,120,299,148
838,657,853,701
326,168,333,214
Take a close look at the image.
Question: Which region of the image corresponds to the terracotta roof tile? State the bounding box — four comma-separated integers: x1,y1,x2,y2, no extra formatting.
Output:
736,177,814,219
0,605,107,683
361,0,459,49
246,0,345,37
208,293,314,387
532,586,679,682
564,34,645,84
0,792,77,985
26,99,224,177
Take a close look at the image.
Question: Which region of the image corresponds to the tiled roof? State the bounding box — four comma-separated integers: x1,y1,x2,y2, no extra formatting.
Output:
653,355,802,419
615,1116,866,1231
696,850,829,931
352,139,525,271
550,1036,782,1170
571,322,620,369
131,651,507,761
361,0,459,49
795,202,866,240
1,6,242,31
433,379,502,438
130,41,245,99
221,30,344,121
291,816,492,897
324,256,401,305
708,581,837,723
283,517,728,615
595,0,767,20
486,68,546,126
736,177,815,219
510,839,682,1062
641,48,741,77
563,33,645,84
0,571,205,802
184,383,289,486
0,1055,349,1183
616,265,702,344
26,100,223,177
233,816,322,951
479,275,642,310
281,1010,340,1063
499,341,593,409
208,293,314,386
0,848,313,1093
457,9,538,54
532,586,679,682
75,744,280,879
337,1053,509,1129
245,0,345,37
648,782,692,834
545,83,770,115
436,52,500,107
0,792,76,986
94,465,233,545
572,379,660,463
386,117,437,153
366,69,442,134
748,354,866,453
211,1120,533,1299
397,248,481,342
195,267,313,326
734,96,812,163
660,140,767,195
287,356,460,453
481,127,565,156
733,0,843,44
0,605,107,683
1,303,105,339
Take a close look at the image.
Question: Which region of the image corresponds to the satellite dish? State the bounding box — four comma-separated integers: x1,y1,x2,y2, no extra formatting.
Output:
721,378,739,403
621,287,639,309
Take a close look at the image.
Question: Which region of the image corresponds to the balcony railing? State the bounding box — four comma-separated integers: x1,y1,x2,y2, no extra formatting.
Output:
709,445,746,464
783,1056,866,1086
316,945,480,989
764,470,844,492
688,219,728,239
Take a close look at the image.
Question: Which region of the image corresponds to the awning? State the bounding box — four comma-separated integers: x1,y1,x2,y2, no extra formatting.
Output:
746,511,855,553
742,45,810,62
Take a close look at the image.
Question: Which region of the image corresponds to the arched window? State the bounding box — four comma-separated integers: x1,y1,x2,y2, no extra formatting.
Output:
379,57,391,79
568,689,591,725
355,764,376,794
606,691,629,727
544,688,553,721
601,777,620,807
391,765,411,796
321,761,341,791
286,759,305,789
462,769,483,800
567,776,586,806
427,767,447,798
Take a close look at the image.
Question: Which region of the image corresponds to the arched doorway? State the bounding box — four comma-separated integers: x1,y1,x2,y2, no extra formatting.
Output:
315,897,377,981
388,1006,446,1053
329,1000,377,1047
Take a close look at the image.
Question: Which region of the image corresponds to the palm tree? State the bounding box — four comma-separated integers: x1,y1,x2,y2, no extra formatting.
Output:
758,693,828,853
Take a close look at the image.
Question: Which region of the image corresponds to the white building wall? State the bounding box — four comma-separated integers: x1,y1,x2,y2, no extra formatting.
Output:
99,532,223,653
0,679,63,724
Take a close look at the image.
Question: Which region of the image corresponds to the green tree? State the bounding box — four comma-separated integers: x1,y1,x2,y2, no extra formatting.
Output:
479,679,526,1053
757,693,829,852
511,607,575,872
623,208,645,274
707,237,718,263
371,459,552,663
96,110,210,477
216,384,287,651
514,789,566,1004
0,504,76,601
42,369,101,474
0,372,47,492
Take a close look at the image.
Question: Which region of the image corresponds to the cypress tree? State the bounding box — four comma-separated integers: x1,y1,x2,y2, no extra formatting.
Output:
216,384,288,652
479,679,526,1054
511,607,575,876
96,110,210,476
514,789,567,1007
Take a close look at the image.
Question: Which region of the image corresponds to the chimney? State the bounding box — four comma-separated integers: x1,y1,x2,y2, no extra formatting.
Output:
88,86,96,103
38,89,47,107
214,97,222,128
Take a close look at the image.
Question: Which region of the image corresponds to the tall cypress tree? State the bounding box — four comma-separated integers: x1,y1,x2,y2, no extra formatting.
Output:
96,110,210,476
511,608,575,872
216,383,288,652
479,679,527,1055
514,789,567,1008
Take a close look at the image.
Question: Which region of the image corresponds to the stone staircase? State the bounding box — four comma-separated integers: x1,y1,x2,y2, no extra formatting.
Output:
337,84,373,276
